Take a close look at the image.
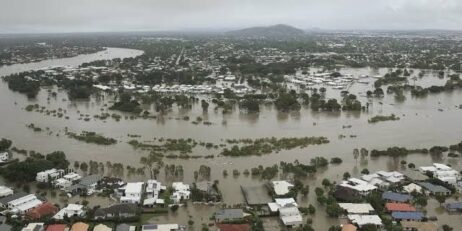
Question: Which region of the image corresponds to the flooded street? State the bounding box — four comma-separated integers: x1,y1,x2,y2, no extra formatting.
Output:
1,48,462,230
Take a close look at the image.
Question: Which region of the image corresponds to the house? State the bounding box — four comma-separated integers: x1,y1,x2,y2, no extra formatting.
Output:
0,152,9,163
145,180,165,199
141,224,184,231
445,202,462,212
62,172,82,183
391,212,424,221
272,181,294,196
53,204,85,220
70,223,88,231
279,206,303,227
338,203,375,214
418,182,451,196
339,178,377,196
405,171,428,182
171,182,190,204
116,224,136,231
347,215,382,229
0,186,13,198
0,224,12,231
341,224,357,231
119,182,144,204
385,203,416,212
361,171,405,189
419,164,461,185
26,202,59,220
53,178,72,191
45,224,67,231
268,198,298,213
22,223,44,231
6,194,43,214
382,191,413,203
403,183,423,194
67,175,101,195
214,209,244,223
93,224,111,231
36,169,64,183
334,186,360,202
400,221,437,231
0,192,28,208
94,204,138,219
216,224,251,231
195,181,221,202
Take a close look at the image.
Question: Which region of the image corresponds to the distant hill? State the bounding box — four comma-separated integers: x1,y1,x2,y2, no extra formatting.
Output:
226,24,305,39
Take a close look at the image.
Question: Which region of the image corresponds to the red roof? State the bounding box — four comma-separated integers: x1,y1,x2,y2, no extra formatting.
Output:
386,203,416,212
26,202,59,219
46,224,67,231
216,224,251,231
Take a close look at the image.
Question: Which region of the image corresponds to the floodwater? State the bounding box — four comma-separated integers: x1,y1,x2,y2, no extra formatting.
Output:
0,48,462,230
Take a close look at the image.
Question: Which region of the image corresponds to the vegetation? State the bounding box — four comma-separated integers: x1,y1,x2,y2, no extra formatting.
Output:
368,114,400,123
67,131,117,145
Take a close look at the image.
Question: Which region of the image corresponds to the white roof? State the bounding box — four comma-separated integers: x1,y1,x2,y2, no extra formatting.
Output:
94,224,112,231
53,204,84,220
348,214,383,227
125,182,144,194
172,182,190,191
143,224,179,231
13,199,42,213
340,178,377,192
0,186,13,197
279,207,302,226
339,203,375,214
272,181,294,196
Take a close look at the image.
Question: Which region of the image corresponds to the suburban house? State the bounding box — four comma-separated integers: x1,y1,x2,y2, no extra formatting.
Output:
36,169,65,183
53,204,85,220
385,203,416,212
94,204,138,219
391,211,424,221
214,209,244,223
0,186,13,198
115,224,136,231
119,182,144,204
93,224,111,231
145,180,165,199
22,223,44,231
445,202,462,213
45,224,67,231
347,215,383,229
26,202,59,220
334,186,360,202
216,224,251,231
195,181,221,202
0,152,9,163
171,182,190,204
271,181,294,196
70,222,88,231
418,182,451,196
62,172,82,183
403,183,423,194
53,178,72,191
141,224,184,231
382,191,413,203
419,163,461,185
67,175,102,195
400,221,437,231
3,193,43,214
338,203,375,214
361,171,405,189
267,198,302,227
339,178,377,196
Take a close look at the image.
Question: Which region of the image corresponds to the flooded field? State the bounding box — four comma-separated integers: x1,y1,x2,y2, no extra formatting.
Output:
1,48,461,230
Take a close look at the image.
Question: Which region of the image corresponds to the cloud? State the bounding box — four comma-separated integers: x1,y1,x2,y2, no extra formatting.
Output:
1,0,462,33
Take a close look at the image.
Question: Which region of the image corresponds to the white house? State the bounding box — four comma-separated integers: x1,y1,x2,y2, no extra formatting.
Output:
53,204,85,220
339,203,375,215
403,183,423,194
272,181,294,196
347,215,383,228
268,198,298,213
146,180,166,199
8,194,43,214
340,178,377,196
419,163,461,185
171,182,190,204
120,182,145,204
36,169,65,183
53,178,72,190
0,152,9,163
279,206,303,227
63,172,82,182
0,186,13,198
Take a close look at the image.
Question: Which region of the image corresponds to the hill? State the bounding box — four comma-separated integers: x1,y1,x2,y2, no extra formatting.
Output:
226,24,305,39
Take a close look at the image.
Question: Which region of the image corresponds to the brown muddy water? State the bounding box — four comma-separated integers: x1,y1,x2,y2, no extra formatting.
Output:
0,48,461,230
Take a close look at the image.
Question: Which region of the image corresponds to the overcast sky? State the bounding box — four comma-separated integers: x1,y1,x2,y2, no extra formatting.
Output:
1,0,462,33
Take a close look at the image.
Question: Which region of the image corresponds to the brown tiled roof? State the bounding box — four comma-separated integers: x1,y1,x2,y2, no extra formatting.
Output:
26,202,58,220
385,203,416,212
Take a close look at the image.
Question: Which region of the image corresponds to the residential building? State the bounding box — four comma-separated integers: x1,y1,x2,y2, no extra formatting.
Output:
53,204,85,220
26,202,59,220
53,178,72,191
62,172,82,183
171,182,190,204
22,223,44,231
347,215,382,229
145,180,165,199
445,202,462,213
70,223,88,231
403,183,423,194
382,191,413,203
94,204,138,219
419,163,461,185
0,186,13,198
418,182,451,196
141,224,184,231
93,224,111,231
391,212,424,221
45,224,67,231
385,203,416,212
0,152,9,163
272,181,293,196
36,169,64,183
339,178,377,196
7,194,43,214
214,209,244,223
334,186,360,202
115,224,136,231
338,203,375,214
279,206,303,227
268,198,298,213
67,175,101,195
119,182,144,204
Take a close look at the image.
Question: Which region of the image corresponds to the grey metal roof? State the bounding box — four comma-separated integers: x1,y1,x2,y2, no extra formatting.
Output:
79,174,102,186
215,209,244,220
419,182,450,193
115,224,130,231
0,192,28,205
